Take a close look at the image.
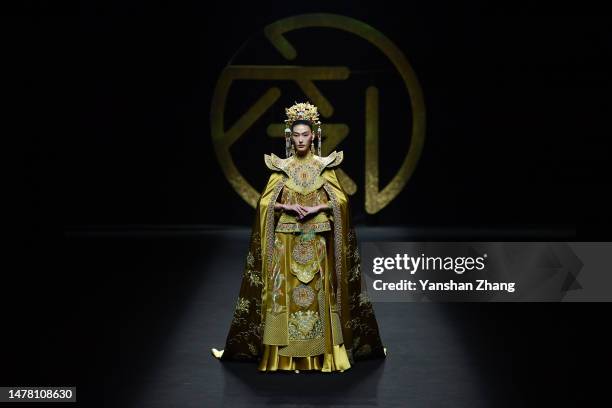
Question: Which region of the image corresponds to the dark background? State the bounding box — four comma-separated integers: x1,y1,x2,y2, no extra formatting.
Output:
14,1,612,407
26,1,611,234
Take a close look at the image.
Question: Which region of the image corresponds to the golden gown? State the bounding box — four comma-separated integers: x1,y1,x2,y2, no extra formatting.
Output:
215,149,386,372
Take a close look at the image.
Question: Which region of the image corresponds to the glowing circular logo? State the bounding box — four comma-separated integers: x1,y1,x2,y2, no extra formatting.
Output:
211,13,425,214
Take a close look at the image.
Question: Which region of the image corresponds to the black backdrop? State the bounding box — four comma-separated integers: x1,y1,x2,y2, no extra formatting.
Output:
30,1,609,234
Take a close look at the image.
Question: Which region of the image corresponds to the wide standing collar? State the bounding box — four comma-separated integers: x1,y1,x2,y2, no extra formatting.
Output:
264,150,343,174
263,150,344,194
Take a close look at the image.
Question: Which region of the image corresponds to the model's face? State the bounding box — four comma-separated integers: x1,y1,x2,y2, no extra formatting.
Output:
291,124,313,155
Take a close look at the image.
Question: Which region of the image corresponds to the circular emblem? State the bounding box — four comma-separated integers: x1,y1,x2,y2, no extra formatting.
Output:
292,283,315,308
292,238,315,264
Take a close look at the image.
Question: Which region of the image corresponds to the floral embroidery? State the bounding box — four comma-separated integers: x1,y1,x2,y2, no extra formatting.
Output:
345,317,375,335
244,269,263,287
358,292,371,307
349,291,374,316
231,297,250,326
348,264,361,282
348,228,356,245
235,297,250,313
246,251,255,268
248,343,258,356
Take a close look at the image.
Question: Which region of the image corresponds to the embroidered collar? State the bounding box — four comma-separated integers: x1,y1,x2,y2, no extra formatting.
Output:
264,150,343,195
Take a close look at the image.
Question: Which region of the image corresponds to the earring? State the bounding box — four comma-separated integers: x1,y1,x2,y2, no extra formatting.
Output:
285,136,291,158
317,127,322,156
310,141,314,154
285,126,291,158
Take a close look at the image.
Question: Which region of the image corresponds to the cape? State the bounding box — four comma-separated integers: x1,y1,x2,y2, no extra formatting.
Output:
219,151,386,364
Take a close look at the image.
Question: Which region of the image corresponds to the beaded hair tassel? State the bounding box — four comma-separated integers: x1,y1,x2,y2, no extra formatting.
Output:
285,126,292,158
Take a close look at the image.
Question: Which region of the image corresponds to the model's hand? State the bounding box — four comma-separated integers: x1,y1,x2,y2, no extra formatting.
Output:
296,205,324,220
284,203,308,218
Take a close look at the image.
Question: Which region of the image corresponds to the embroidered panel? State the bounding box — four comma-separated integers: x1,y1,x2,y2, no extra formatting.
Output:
288,310,323,340
290,234,326,284
291,283,315,308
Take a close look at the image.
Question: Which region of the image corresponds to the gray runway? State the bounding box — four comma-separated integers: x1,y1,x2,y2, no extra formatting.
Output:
63,226,581,407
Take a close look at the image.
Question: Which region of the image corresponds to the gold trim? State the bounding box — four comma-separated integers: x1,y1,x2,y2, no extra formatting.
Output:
275,221,331,233
323,181,343,319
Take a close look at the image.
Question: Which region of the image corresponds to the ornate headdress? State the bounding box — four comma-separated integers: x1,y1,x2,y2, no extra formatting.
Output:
283,101,322,158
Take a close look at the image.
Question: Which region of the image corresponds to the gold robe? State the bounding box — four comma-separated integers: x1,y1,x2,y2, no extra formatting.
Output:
217,149,386,372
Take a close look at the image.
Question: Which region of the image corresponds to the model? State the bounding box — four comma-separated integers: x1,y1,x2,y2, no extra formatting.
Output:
212,101,386,372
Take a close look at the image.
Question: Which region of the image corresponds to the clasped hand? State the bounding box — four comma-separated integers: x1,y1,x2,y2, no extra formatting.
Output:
283,203,322,220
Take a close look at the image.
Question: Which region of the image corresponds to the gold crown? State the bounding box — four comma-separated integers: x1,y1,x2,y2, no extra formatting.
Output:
284,101,322,131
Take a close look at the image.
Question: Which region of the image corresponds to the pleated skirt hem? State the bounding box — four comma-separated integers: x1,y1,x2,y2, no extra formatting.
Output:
257,343,352,372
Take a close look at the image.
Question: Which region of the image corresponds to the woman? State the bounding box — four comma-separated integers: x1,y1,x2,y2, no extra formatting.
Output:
211,102,386,373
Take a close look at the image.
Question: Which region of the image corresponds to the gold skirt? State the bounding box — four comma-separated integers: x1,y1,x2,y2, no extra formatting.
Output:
258,230,351,372
258,344,351,372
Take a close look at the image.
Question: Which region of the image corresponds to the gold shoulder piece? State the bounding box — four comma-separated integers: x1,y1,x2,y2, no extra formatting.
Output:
264,153,283,171
320,150,343,168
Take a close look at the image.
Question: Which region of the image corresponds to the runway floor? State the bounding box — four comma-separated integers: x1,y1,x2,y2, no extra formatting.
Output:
49,226,596,407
